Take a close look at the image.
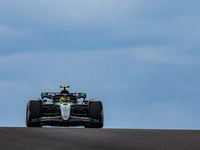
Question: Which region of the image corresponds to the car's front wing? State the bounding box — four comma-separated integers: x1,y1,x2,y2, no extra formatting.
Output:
30,116,100,126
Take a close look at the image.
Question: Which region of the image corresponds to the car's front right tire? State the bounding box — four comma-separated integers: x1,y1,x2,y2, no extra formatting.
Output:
26,100,42,127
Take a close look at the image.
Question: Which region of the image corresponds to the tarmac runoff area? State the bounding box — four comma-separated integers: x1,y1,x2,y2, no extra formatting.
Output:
0,128,200,150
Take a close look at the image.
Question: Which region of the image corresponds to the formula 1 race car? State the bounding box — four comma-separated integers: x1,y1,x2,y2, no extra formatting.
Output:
26,86,104,128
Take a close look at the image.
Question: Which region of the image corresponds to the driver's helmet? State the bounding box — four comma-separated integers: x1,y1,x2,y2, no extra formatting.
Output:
60,96,70,103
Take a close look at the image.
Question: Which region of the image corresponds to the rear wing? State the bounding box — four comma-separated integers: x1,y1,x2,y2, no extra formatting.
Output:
41,92,87,99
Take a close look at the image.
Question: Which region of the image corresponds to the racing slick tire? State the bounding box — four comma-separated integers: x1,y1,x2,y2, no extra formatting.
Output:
85,101,104,128
26,100,42,127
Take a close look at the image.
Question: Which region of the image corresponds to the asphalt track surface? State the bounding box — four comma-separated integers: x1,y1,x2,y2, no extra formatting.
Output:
0,128,200,150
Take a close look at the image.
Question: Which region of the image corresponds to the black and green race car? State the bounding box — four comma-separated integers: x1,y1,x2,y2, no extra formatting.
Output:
26,86,104,128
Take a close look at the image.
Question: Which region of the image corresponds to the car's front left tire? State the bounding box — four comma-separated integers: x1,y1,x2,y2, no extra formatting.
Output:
85,101,104,128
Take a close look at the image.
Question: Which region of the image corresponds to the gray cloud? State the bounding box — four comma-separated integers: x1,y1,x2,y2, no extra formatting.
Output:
0,1,200,128
129,46,200,65
1,0,200,54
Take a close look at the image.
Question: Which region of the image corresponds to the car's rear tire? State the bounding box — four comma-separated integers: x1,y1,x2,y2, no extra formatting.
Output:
26,100,42,127
85,101,104,128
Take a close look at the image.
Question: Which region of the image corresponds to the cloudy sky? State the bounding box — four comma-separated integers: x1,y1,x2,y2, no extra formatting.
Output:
0,0,200,129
